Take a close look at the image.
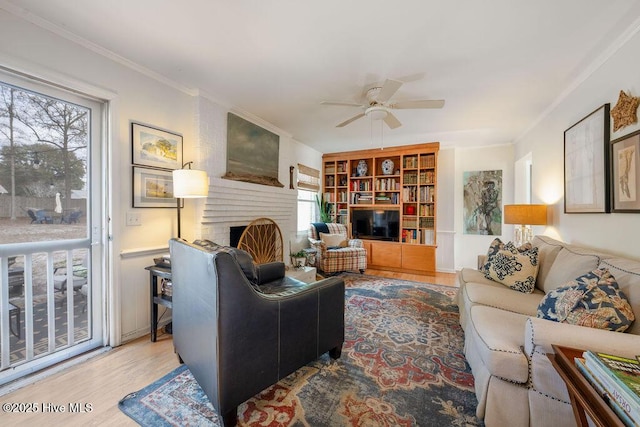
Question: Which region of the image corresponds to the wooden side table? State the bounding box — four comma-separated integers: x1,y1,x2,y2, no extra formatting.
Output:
548,345,625,427
145,265,172,342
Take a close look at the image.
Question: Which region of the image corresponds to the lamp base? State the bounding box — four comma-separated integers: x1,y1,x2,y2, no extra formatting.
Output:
513,225,533,248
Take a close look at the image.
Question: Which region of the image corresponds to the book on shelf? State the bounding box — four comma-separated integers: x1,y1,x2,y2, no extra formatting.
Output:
583,350,640,424
575,357,638,427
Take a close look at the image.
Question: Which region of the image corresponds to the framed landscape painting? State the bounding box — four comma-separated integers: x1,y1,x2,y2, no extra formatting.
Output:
131,122,183,170
563,104,610,213
610,130,640,212
132,166,181,208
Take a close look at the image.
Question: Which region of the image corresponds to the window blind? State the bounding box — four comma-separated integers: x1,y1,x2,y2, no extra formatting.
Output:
297,163,320,191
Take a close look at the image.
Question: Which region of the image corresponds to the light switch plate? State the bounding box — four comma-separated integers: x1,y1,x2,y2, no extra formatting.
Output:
126,211,141,226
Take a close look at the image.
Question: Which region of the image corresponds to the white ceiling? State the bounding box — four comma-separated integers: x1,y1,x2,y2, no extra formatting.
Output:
4,0,640,153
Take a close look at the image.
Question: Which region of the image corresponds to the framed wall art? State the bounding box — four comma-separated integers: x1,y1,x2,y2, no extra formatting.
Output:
610,129,640,212
132,166,182,208
463,170,502,235
564,104,610,213
131,122,183,169
223,112,283,187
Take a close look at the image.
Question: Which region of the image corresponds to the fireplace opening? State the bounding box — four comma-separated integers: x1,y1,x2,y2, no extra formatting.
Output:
229,226,247,248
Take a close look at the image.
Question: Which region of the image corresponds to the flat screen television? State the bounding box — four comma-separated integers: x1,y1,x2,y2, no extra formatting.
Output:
351,209,400,242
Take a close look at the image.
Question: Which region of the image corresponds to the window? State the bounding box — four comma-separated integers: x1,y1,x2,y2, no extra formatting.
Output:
296,163,320,232
297,189,317,232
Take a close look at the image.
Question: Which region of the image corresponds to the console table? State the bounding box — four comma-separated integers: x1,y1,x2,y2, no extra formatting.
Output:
548,345,625,427
144,265,172,342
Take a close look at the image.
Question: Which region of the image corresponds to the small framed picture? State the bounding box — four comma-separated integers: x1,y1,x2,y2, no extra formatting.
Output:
132,166,182,208
131,122,183,169
610,130,640,212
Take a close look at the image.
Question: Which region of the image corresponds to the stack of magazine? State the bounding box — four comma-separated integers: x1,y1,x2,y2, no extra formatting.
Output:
575,350,640,426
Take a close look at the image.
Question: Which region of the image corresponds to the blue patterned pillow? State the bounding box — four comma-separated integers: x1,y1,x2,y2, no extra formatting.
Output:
537,269,635,332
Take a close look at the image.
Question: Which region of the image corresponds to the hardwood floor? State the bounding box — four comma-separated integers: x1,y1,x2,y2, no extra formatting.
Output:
0,269,458,426
364,268,457,286
0,333,179,426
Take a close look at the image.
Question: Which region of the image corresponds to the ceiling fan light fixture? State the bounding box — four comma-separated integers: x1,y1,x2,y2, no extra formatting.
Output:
366,106,389,121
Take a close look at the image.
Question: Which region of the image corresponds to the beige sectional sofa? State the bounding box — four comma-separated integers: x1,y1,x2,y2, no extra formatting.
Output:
457,235,640,427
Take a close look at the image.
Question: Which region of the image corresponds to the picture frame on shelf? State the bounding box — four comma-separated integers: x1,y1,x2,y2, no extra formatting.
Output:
564,103,610,213
132,166,182,208
610,129,640,212
131,122,183,170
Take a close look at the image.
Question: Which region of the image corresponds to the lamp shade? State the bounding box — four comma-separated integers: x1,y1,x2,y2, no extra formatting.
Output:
172,169,209,198
503,204,547,225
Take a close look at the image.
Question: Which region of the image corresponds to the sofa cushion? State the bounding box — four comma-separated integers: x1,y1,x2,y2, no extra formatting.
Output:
468,305,530,383
531,235,564,291
465,282,544,316
460,267,502,288
485,248,539,293
542,248,600,293
319,232,348,248
537,268,635,332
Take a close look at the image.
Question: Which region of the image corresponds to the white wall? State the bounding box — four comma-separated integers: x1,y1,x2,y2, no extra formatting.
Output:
436,148,456,272
454,144,515,269
0,11,323,343
515,27,640,259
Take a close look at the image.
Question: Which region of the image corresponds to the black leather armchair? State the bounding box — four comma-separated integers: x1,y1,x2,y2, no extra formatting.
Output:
169,239,345,426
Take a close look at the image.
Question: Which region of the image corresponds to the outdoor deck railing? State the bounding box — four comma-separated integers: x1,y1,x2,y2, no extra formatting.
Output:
0,239,90,372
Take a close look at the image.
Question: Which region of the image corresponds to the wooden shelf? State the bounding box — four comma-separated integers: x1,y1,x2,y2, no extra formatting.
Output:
323,142,439,273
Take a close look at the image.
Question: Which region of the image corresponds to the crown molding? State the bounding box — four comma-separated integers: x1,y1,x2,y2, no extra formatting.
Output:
0,0,198,97
515,14,640,143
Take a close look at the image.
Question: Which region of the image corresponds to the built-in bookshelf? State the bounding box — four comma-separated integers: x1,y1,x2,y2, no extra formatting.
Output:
322,142,439,273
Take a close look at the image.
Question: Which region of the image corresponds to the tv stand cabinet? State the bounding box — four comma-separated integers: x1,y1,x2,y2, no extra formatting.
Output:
323,142,438,274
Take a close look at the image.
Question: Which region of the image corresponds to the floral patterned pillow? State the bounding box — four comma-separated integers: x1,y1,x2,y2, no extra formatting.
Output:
536,269,635,332
484,248,539,293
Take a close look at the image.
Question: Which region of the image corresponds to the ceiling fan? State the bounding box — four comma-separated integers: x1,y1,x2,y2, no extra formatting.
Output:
321,79,445,129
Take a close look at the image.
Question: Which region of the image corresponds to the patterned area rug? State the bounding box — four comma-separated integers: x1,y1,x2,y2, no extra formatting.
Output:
119,273,482,426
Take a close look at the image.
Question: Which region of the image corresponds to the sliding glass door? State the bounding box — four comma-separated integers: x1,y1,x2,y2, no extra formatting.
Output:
0,70,105,385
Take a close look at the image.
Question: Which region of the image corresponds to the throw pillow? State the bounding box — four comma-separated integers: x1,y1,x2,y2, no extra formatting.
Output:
537,268,635,332
484,248,539,293
319,232,348,248
481,237,533,274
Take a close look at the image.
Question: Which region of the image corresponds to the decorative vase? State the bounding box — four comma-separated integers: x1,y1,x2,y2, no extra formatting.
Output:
381,159,394,175
356,160,368,177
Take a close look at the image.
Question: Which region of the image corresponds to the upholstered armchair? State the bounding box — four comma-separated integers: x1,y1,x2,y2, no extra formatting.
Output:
308,222,367,274
169,238,345,427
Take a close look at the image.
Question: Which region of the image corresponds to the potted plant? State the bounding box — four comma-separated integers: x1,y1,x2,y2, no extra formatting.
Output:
315,193,332,223
290,250,307,268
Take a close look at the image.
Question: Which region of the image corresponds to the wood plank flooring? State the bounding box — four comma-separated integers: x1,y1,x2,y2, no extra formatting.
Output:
0,270,457,426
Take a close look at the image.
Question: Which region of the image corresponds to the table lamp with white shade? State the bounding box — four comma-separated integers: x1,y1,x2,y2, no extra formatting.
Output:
172,162,209,238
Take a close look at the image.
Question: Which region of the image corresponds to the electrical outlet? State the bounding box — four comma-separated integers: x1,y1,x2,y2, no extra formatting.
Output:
126,212,141,226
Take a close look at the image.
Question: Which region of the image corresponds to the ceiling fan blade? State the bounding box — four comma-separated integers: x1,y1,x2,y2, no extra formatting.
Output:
321,101,364,107
336,112,366,127
391,99,445,109
383,112,402,129
375,79,403,103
